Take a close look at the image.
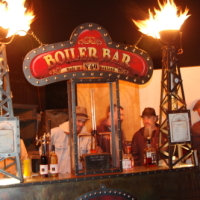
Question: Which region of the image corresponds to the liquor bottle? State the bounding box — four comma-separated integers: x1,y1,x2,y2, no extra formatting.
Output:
123,153,134,169
143,137,157,166
40,144,49,177
49,145,58,177
151,138,157,165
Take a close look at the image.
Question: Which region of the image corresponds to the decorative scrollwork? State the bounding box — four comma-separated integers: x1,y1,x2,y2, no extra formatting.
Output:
78,37,102,45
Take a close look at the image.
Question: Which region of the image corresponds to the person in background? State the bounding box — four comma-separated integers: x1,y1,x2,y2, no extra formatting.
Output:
131,107,159,166
51,106,92,174
96,104,125,153
191,100,200,150
191,100,200,165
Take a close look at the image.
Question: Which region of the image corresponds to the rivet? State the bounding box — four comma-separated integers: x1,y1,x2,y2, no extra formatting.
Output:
42,48,45,51
89,24,93,27
36,81,39,84
97,27,101,29
73,74,76,76
33,51,37,54
24,66,28,69
80,26,84,29
27,57,30,60
52,45,55,48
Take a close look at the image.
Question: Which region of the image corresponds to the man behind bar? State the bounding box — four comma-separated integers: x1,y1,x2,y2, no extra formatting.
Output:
131,107,159,166
51,106,92,174
96,104,125,154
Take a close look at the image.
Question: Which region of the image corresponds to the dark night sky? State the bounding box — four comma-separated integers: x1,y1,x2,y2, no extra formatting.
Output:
4,0,200,72
3,0,200,109
20,0,200,70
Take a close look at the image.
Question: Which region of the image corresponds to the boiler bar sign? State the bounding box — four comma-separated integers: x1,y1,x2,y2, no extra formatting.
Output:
23,23,154,86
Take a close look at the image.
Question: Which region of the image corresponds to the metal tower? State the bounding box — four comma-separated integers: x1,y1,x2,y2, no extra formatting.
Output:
158,30,195,168
0,44,23,182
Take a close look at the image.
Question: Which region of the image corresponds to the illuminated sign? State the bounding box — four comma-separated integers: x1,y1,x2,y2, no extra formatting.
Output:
23,23,153,86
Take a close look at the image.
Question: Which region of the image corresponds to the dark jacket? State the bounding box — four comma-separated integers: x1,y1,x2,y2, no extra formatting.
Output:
131,125,159,166
97,118,125,153
191,121,200,149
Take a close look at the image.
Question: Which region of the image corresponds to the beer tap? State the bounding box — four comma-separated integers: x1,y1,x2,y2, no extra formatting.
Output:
36,119,51,156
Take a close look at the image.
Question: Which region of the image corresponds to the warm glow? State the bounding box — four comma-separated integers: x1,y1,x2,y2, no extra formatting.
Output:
0,0,35,37
133,0,190,38
0,178,20,185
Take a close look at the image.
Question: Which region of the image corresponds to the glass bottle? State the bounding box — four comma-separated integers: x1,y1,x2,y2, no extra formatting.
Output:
143,137,157,166
49,145,58,177
40,144,49,177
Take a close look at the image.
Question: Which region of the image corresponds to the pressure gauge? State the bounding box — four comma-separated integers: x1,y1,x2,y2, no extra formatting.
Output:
174,78,179,83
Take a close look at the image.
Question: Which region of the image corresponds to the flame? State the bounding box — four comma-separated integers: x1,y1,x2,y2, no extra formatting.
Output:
133,0,190,38
0,0,35,38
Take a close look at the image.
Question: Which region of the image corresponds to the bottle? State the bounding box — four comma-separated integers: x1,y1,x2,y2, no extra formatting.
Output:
143,137,157,166
40,144,49,177
123,153,134,169
49,145,58,177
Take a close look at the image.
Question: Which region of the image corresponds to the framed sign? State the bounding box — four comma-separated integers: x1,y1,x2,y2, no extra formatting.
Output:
167,110,192,144
0,117,20,155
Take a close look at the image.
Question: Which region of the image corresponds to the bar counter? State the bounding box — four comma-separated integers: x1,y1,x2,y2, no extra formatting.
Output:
0,165,200,200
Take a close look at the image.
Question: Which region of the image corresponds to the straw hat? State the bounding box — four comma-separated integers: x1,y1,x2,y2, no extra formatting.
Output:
76,106,89,120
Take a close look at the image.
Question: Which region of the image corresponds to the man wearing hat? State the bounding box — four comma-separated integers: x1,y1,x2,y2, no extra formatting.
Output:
131,107,159,166
51,106,92,174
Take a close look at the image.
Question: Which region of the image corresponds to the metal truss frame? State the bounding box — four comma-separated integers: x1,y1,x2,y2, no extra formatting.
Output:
0,44,23,182
158,45,196,168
